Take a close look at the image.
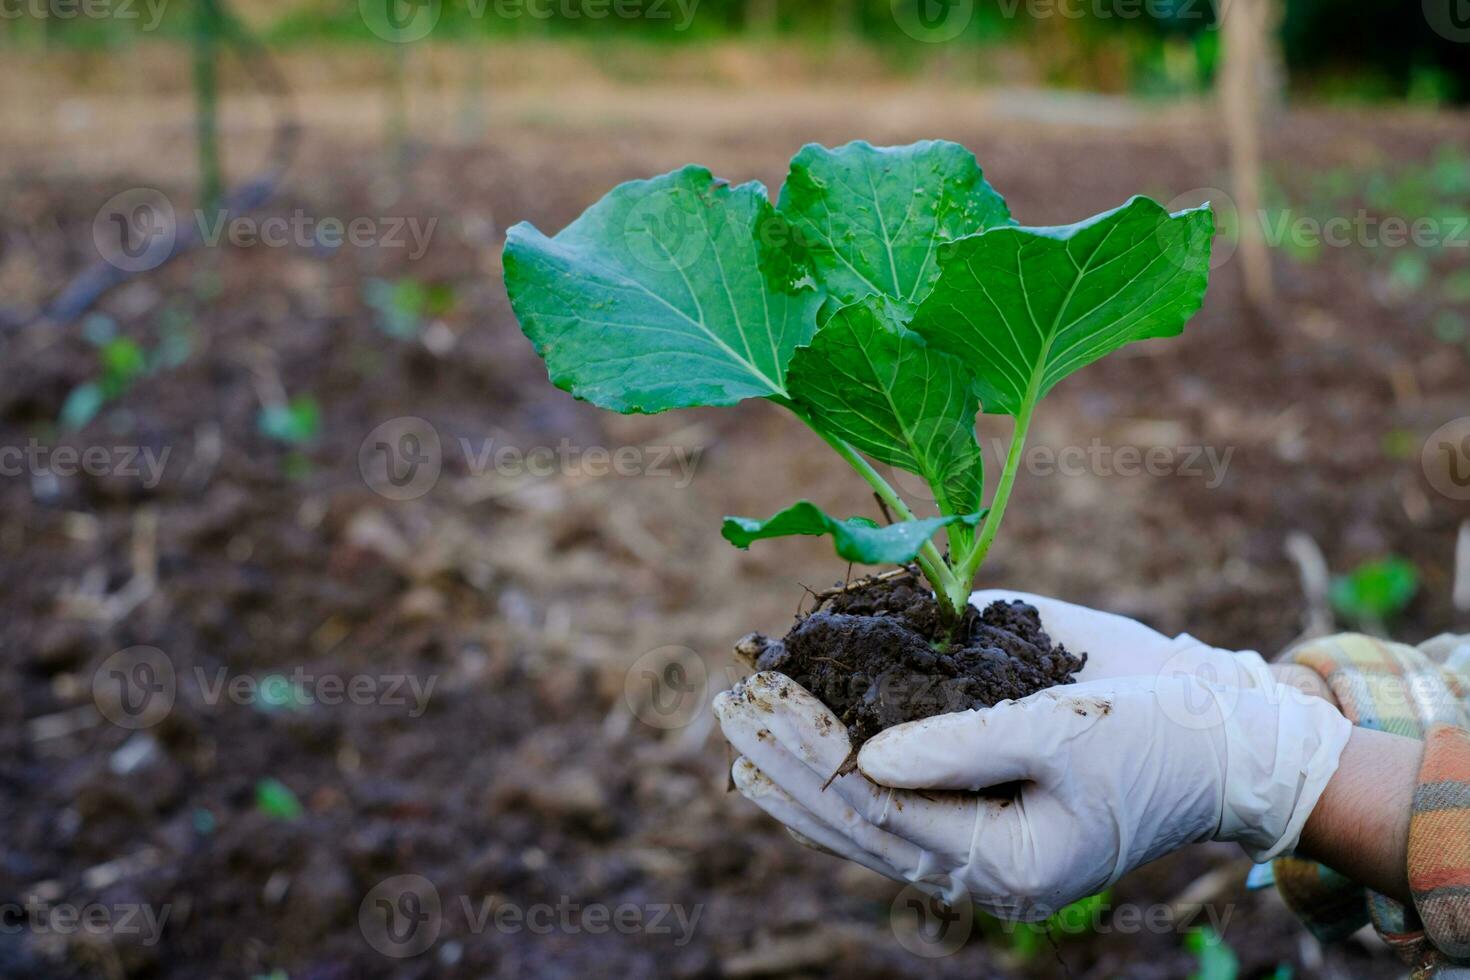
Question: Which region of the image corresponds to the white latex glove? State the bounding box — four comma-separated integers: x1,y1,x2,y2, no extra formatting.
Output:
715,668,1351,921
968,589,1279,688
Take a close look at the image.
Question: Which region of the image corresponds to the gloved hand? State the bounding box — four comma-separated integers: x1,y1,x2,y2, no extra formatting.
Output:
715,595,1353,920
967,589,1277,688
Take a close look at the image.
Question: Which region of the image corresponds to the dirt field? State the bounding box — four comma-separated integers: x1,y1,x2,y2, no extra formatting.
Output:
3,43,1468,978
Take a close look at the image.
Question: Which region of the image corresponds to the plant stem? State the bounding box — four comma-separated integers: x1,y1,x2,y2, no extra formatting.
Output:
960,400,1036,584
785,404,961,615
819,430,955,591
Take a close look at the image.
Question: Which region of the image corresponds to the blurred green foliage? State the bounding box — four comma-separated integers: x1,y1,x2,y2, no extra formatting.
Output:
1331,556,1420,627
3,0,1464,102
1185,926,1240,980
1265,144,1470,360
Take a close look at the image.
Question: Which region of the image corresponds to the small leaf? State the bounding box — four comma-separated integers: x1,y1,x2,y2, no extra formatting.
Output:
504,165,821,414
255,778,304,821
722,500,984,565
99,337,148,396
1185,927,1239,980
788,295,984,517
1330,557,1419,623
774,140,1012,309
60,382,106,431
912,196,1214,416
258,396,322,445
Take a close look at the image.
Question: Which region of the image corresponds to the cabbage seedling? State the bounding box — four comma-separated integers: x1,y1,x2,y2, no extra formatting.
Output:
504,141,1213,628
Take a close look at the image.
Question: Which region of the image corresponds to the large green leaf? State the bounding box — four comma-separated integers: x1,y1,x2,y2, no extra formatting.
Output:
503,166,822,414
788,295,984,516
774,140,1012,309
911,196,1214,416
722,500,985,565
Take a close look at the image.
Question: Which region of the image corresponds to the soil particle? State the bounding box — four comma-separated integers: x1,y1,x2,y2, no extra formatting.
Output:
742,570,1087,744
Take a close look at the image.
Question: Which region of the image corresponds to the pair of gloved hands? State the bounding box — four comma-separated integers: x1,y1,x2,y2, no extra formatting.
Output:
715,591,1353,919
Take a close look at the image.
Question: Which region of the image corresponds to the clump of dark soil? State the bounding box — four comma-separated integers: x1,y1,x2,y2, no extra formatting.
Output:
736,569,1087,744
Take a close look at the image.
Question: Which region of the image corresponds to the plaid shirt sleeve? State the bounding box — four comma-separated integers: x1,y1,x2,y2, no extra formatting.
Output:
1266,632,1470,978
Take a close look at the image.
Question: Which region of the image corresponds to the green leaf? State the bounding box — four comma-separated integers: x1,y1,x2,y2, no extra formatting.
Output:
1330,557,1419,623
504,165,822,414
788,295,984,516
258,396,322,445
722,500,984,565
60,382,105,431
255,778,304,821
911,196,1214,416
100,337,148,396
1185,927,1239,980
774,140,1012,309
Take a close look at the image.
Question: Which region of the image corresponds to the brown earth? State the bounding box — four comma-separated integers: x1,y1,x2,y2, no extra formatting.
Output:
740,573,1086,745
2,44,1467,979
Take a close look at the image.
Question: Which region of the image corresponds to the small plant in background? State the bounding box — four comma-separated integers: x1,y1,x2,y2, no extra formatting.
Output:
255,778,304,821
1264,144,1470,355
979,890,1110,962
258,394,322,480
1330,555,1420,632
257,394,321,446
362,276,456,340
59,311,197,430
1185,925,1240,980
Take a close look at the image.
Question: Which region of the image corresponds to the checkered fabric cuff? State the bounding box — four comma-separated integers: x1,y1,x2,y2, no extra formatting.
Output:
1269,633,1470,974
1410,724,1470,963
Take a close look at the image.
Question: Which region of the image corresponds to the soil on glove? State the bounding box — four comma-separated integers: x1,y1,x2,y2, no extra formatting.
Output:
736,570,1087,744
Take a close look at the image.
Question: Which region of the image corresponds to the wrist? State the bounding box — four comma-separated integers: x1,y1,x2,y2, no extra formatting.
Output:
1295,726,1421,903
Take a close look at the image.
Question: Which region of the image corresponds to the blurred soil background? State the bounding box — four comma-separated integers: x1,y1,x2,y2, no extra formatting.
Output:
2,7,1470,977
